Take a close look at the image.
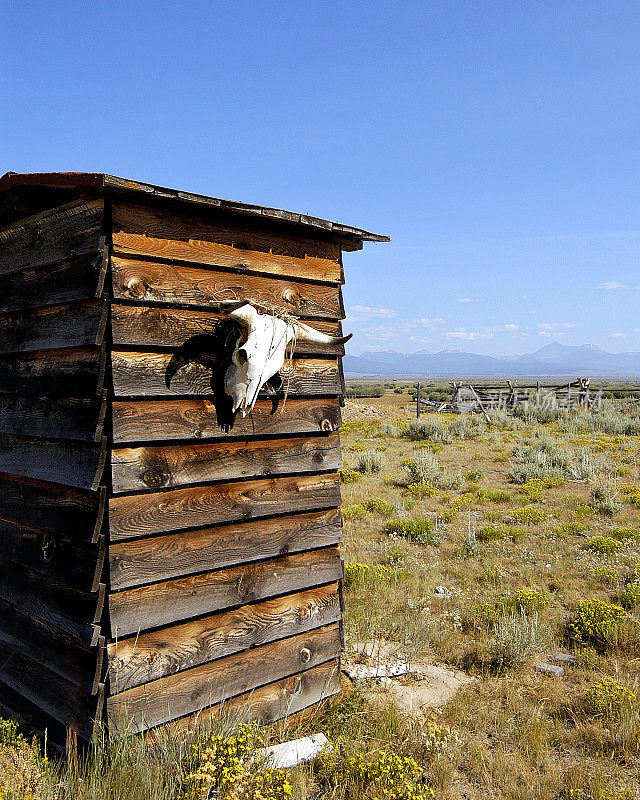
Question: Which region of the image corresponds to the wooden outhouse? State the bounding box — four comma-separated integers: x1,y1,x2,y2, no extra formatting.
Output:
0,172,388,743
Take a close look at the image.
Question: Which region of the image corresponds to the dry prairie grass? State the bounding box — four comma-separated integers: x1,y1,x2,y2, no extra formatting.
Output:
3,390,640,799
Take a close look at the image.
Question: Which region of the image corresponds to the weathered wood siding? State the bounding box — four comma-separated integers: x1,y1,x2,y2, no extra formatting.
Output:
0,199,108,741
0,186,351,739
106,199,346,733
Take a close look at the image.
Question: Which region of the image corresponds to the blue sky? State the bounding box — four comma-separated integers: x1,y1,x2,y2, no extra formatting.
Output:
2,1,639,356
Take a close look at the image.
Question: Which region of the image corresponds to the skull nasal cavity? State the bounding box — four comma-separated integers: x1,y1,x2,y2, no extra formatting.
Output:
237,348,248,365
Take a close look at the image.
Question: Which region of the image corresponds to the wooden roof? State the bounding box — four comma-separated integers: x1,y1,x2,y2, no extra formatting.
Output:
0,172,389,246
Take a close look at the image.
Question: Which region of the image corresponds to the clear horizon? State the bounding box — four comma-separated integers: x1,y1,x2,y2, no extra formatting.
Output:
2,1,639,356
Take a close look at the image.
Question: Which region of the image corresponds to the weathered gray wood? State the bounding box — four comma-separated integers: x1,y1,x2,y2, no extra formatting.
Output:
108,583,340,692
111,350,340,398
107,623,341,732
111,397,341,444
166,659,340,732
111,433,340,493
111,257,343,320
111,303,344,354
109,507,341,589
0,596,104,693
0,517,105,593
0,393,107,442
109,547,343,637
109,472,340,540
111,202,342,281
0,198,104,276
0,640,104,741
0,300,108,353
0,252,107,313
0,434,107,490
0,345,106,397
0,557,104,646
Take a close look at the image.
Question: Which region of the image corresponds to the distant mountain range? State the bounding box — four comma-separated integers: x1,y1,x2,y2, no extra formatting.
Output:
344,342,640,378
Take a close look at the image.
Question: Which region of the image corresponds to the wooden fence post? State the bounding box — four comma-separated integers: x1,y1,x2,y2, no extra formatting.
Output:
416,382,421,419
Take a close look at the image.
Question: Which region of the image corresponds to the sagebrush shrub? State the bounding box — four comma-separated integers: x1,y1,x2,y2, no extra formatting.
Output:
489,611,551,667
405,417,452,443
401,451,439,484
509,507,546,525
357,450,385,474
386,518,443,545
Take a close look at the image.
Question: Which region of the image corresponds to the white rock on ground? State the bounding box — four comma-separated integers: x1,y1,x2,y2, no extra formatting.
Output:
257,733,331,769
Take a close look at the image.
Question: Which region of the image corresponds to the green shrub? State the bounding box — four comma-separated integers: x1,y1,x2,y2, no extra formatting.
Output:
582,536,623,555
513,588,549,613
349,442,368,451
478,489,511,503
619,582,640,609
463,470,484,482
570,599,629,647
509,507,546,525
338,468,361,484
590,566,618,586
344,563,403,587
385,518,443,545
477,525,508,542
610,527,640,542
587,677,635,718
362,497,395,515
342,503,368,522
404,481,436,499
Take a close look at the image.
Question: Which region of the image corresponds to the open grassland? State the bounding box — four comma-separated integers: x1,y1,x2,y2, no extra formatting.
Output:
2,391,640,799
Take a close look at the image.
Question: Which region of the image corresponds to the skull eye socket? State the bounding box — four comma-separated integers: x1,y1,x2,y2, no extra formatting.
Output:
237,348,248,365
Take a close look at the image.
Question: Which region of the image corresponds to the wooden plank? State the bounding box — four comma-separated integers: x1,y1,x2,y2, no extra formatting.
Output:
109,507,341,590
112,201,341,281
109,547,342,637
0,198,104,276
0,345,106,397
111,350,340,398
0,300,108,353
163,659,340,733
0,393,107,442
0,251,107,314
0,640,103,741
0,434,107,491
0,517,105,593
111,432,340,493
108,584,340,692
111,303,344,354
112,397,341,444
109,472,340,540
0,596,104,693
107,623,341,732
111,256,343,319
0,558,104,646
0,474,105,543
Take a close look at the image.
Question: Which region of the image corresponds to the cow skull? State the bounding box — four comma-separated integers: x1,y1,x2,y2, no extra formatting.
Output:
222,302,351,416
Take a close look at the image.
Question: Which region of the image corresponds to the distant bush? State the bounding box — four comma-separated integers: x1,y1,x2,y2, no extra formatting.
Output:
489,611,551,668
590,479,624,517
478,489,511,503
345,382,385,398
619,582,640,609
509,507,546,525
610,527,640,542
582,536,623,555
587,677,635,718
405,417,452,444
344,563,404,587
338,468,361,484
357,451,385,474
570,599,629,648
401,451,439,484
386,518,443,545
513,588,549,613
404,481,436,499
362,497,395,515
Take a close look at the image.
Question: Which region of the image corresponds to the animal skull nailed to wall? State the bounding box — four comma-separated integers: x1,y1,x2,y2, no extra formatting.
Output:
222,301,352,416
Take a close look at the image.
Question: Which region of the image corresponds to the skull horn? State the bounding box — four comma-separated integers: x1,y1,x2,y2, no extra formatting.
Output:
292,321,352,346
